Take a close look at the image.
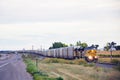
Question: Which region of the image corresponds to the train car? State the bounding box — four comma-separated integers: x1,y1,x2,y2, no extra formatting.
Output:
49,49,54,57
73,46,81,59
49,49,53,57
52,49,56,57
67,47,74,59
62,47,68,59
46,50,49,57
45,50,48,56
41,46,98,63
39,51,46,56
59,48,63,58
57,49,60,58
55,49,58,58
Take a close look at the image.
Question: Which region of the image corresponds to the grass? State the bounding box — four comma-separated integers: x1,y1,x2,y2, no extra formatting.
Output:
23,57,63,80
23,54,120,80
38,61,120,80
40,58,93,66
98,58,120,64
98,50,120,64
38,58,120,80
40,58,97,68
111,59,120,64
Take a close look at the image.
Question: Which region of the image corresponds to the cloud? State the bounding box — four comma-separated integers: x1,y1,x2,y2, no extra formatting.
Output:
0,0,120,50
0,0,120,23
0,21,119,50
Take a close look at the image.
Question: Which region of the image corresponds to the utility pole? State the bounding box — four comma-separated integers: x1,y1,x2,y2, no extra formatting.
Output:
110,47,112,61
109,42,116,61
32,45,34,51
36,58,38,69
23,48,25,53
40,45,42,51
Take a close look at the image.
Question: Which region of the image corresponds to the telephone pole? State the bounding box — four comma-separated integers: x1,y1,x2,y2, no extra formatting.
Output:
32,45,34,50
40,45,42,51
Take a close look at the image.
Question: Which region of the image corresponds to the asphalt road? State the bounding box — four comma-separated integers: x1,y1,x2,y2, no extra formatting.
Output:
0,54,33,80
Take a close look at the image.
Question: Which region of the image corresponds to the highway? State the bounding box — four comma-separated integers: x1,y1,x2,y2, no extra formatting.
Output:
0,54,33,80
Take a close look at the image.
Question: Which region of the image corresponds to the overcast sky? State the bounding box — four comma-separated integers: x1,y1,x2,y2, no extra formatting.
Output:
0,0,120,50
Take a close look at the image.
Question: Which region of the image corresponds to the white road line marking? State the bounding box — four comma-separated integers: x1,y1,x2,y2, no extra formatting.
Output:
0,62,9,68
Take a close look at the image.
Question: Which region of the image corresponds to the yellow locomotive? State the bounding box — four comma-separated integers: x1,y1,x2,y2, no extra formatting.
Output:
74,46,98,62
84,49,98,62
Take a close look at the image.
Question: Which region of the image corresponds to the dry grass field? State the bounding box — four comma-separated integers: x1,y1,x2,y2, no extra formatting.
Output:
36,58,120,80
97,50,120,55
97,50,120,63
98,58,120,63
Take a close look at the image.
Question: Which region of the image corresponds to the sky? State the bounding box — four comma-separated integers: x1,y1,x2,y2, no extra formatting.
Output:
0,0,120,50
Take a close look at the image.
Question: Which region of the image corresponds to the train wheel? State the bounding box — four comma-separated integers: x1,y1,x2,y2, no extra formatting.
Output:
74,56,79,59
93,59,98,63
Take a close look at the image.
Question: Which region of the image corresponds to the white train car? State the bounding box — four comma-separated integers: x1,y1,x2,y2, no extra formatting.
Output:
41,50,45,56
48,50,52,57
49,50,52,57
56,49,60,58
67,47,74,59
49,49,54,57
59,48,63,58
45,50,48,57
62,47,68,58
54,49,57,57
43,47,75,59
52,49,56,57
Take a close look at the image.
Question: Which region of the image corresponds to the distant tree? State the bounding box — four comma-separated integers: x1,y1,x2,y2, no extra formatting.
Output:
76,41,81,46
108,42,116,48
104,42,110,51
49,47,53,49
75,41,88,48
63,43,68,47
81,42,88,48
49,42,68,49
104,42,116,61
69,44,74,46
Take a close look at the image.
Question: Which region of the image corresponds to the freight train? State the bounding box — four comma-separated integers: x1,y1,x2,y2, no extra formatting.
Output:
41,46,98,62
